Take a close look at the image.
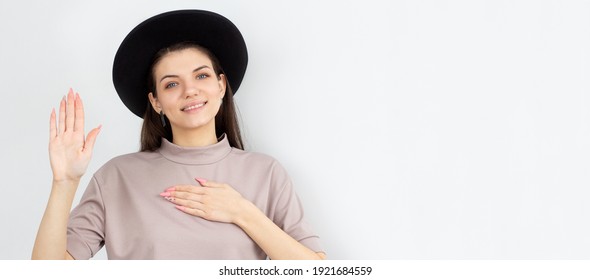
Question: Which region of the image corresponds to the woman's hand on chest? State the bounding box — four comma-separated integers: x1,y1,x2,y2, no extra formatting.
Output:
159,178,255,224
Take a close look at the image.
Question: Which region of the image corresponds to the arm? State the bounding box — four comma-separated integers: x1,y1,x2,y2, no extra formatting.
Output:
32,89,101,260
32,179,79,260
164,179,325,260
234,199,326,260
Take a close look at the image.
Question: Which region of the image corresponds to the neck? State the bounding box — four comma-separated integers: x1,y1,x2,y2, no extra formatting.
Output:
170,121,218,147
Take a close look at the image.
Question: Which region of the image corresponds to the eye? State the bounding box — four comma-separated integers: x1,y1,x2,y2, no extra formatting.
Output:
165,82,178,89
196,73,209,80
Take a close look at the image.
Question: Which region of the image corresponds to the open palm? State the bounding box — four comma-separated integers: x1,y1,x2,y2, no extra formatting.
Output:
49,89,101,182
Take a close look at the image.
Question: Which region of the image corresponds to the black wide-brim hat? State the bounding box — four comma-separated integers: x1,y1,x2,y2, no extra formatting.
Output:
113,10,248,118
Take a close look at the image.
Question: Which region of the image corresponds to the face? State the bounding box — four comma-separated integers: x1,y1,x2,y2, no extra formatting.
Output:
149,48,226,133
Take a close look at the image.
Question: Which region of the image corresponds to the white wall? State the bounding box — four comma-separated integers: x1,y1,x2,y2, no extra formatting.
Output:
1,0,589,259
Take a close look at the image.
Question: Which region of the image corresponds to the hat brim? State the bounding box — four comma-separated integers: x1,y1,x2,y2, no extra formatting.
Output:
113,10,248,118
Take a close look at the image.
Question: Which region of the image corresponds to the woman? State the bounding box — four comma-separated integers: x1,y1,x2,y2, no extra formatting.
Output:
32,10,325,260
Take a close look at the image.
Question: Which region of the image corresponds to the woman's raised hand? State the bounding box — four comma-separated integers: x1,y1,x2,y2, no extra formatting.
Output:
49,88,101,183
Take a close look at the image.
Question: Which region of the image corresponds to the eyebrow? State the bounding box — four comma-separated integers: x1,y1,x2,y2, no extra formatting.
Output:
159,65,211,83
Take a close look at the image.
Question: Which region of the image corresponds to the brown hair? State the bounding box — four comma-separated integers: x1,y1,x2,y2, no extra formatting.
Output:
140,42,244,151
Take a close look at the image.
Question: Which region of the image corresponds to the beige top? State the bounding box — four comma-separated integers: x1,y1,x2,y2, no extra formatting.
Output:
66,136,322,259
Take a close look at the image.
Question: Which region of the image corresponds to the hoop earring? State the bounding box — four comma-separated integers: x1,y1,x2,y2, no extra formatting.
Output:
160,111,166,127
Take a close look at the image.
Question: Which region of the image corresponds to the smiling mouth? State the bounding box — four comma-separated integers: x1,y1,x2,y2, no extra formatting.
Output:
181,102,207,111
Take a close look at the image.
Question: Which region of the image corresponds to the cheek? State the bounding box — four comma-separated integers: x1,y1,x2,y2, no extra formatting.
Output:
204,82,224,97
157,94,179,112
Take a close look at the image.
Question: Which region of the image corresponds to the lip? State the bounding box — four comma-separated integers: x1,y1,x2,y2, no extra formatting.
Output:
181,101,207,112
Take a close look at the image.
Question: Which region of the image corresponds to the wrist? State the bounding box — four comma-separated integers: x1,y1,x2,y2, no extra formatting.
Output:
233,199,260,228
51,178,81,190
49,179,81,203
52,175,81,184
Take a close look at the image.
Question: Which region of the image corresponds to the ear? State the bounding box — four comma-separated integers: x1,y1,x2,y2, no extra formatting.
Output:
148,92,161,113
218,74,227,99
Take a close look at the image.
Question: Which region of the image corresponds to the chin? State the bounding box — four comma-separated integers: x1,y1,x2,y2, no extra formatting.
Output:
180,118,215,130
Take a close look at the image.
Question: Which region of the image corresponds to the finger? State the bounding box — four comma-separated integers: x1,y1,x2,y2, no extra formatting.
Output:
65,88,75,132
74,93,84,132
196,179,225,188
175,205,206,217
166,185,207,194
49,108,57,140
167,197,204,209
170,191,207,202
171,191,205,202
82,125,102,153
58,95,66,135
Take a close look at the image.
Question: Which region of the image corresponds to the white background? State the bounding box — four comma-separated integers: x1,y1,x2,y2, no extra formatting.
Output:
1,0,589,259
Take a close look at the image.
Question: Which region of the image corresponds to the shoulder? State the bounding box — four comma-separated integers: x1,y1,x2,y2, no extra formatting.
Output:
228,148,284,169
228,148,291,181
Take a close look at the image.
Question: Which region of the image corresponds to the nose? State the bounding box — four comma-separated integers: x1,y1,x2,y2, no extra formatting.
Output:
183,80,199,98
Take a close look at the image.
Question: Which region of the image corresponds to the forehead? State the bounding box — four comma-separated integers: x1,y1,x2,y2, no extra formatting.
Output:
154,48,214,76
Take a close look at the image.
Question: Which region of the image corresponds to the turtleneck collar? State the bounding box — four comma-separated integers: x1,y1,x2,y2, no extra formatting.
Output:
157,134,232,165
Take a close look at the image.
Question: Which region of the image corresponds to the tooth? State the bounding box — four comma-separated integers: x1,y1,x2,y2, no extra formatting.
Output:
184,103,205,111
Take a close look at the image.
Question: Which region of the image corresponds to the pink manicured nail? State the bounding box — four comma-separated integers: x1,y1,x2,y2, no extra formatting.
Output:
165,187,175,192
175,205,185,211
195,178,207,185
159,192,171,197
